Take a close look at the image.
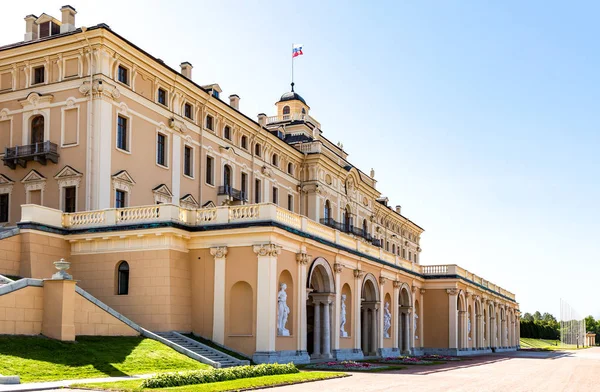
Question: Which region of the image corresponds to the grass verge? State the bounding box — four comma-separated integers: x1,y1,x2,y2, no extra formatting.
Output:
0,335,208,383
519,338,587,351
73,371,346,391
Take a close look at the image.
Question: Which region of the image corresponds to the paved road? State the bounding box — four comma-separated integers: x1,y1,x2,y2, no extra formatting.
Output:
268,348,600,392
23,348,600,392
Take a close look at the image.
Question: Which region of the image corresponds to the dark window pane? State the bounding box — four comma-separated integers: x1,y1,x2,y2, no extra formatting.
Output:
31,116,44,144
39,22,50,38
118,66,128,84
117,116,128,150
158,89,167,105
34,67,45,84
0,194,9,222
255,179,261,203
117,261,129,295
116,190,126,208
157,133,166,166
64,186,76,213
184,146,192,176
206,156,214,185
184,104,192,119
206,115,213,130
224,126,230,140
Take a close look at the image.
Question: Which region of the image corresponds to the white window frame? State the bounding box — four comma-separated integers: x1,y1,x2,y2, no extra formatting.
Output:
0,177,14,224
156,86,169,108
183,102,194,121
115,113,132,154
0,117,13,157
272,186,279,205
31,64,46,86
183,143,195,179
205,154,216,187
111,171,135,208
205,113,215,132
155,130,169,169
116,63,131,87
287,193,294,212
61,55,82,81
60,105,80,147
56,173,82,213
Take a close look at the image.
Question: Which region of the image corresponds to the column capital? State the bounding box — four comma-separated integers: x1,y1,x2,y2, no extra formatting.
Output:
393,280,402,289
446,288,459,296
353,269,364,279
465,290,472,298
459,310,466,315
296,251,311,265
210,246,228,258
379,276,387,285
253,243,281,257
420,288,426,295
334,263,343,274
411,285,418,294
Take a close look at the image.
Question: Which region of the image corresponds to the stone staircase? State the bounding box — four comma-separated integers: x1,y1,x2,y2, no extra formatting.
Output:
0,275,13,287
152,331,249,368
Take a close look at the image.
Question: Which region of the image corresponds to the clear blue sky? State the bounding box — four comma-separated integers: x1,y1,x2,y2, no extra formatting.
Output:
2,1,599,319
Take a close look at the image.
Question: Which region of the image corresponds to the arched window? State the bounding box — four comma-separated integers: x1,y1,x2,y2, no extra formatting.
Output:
287,162,293,175
362,219,368,235
343,206,352,231
282,105,290,119
324,200,331,221
223,165,232,188
272,154,279,167
117,261,129,295
254,143,261,157
241,135,248,149
301,108,306,115
31,116,44,144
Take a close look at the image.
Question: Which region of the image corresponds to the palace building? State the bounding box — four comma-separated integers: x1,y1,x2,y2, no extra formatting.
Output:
0,7,519,364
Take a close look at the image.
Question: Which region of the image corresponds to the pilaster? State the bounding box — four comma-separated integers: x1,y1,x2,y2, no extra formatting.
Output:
253,243,281,355
392,281,401,349
447,288,458,349
296,251,310,352
353,269,363,350
210,246,227,345
333,262,343,350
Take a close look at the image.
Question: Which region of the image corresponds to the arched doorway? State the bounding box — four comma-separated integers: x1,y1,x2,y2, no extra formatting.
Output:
361,274,379,356
223,165,232,189
457,293,466,349
398,285,412,353
31,115,44,144
306,258,334,359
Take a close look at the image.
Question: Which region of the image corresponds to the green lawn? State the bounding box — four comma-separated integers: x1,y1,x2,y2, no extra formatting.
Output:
520,337,587,351
74,371,346,391
0,336,208,383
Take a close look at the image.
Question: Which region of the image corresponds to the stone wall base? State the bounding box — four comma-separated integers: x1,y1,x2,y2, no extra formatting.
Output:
411,348,425,356
493,347,518,353
252,350,310,364
0,375,20,385
377,347,400,358
333,348,364,361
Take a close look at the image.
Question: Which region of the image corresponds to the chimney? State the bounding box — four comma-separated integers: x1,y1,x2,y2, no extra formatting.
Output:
229,94,240,110
24,15,38,42
257,113,267,126
395,205,401,214
60,5,77,33
180,62,193,79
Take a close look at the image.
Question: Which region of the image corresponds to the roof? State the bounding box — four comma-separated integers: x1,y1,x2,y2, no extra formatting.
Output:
278,91,307,105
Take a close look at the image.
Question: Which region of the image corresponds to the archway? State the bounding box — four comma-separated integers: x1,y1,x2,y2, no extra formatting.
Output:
31,115,44,144
398,284,412,353
361,274,379,356
306,258,335,359
457,292,466,349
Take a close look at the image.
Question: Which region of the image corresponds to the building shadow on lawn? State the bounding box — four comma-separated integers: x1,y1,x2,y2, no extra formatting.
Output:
0,335,142,378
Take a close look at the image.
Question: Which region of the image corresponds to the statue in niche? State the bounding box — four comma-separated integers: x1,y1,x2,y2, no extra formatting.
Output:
277,283,290,336
414,312,419,340
468,312,472,341
383,302,392,338
340,294,348,337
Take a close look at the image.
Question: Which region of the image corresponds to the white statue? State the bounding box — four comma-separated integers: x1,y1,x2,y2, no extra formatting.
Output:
277,283,290,336
414,312,419,340
340,294,348,337
468,312,472,341
383,302,392,338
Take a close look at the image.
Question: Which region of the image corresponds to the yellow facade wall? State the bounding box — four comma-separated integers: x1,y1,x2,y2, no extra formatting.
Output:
423,289,449,348
0,286,43,335
0,234,21,276
74,293,138,336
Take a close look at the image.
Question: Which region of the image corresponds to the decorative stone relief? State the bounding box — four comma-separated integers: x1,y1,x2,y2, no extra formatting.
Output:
340,294,348,337
468,311,472,340
446,288,459,296
353,269,364,279
277,283,290,336
296,252,310,265
379,276,387,285
210,246,228,259
253,243,281,257
333,263,343,273
383,302,392,338
414,312,419,340
393,280,402,289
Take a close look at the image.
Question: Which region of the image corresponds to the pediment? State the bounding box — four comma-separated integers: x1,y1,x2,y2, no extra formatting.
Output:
21,169,46,183
54,165,82,179
0,174,14,185
19,92,54,108
202,200,216,208
180,194,199,208
35,13,60,25
111,170,135,185
152,184,173,197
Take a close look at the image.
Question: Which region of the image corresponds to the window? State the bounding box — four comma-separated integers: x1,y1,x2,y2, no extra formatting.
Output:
272,154,279,167
402,248,406,259
409,251,412,261
302,108,306,115
205,115,214,131
224,126,231,140
115,189,127,208
288,194,293,211
33,66,45,85
157,88,167,106
287,162,293,175
206,156,214,185
184,146,193,177
31,115,44,144
362,219,368,235
414,253,418,264
117,261,129,295
64,186,76,213
241,172,248,199
255,179,261,203
392,244,396,254
184,103,193,120
157,133,167,166
117,116,128,151
223,165,232,187
272,187,278,204
283,105,290,119
254,143,261,157
241,135,248,149
0,194,8,223
117,66,128,85
386,241,390,251
324,200,331,221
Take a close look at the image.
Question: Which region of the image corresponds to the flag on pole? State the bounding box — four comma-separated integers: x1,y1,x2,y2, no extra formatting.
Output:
292,44,304,58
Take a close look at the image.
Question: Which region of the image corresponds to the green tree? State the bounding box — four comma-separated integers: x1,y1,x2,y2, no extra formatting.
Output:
584,315,596,333
533,311,542,322
522,313,534,322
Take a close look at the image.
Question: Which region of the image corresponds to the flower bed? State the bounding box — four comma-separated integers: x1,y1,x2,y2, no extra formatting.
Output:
421,354,461,361
379,356,434,365
306,360,389,371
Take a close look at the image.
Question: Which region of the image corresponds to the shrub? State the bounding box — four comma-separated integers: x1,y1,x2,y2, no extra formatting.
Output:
141,363,299,388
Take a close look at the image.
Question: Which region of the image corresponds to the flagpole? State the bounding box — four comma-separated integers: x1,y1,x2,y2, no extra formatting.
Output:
291,43,294,91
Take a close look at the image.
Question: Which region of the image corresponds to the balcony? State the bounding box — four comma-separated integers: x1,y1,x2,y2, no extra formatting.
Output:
3,141,59,169
217,185,247,202
266,113,318,125
320,217,381,247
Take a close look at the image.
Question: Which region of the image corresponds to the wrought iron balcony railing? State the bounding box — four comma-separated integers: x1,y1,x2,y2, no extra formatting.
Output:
218,185,247,202
320,217,381,247
3,141,59,169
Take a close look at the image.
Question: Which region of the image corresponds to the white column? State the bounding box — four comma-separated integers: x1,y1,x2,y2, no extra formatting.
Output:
171,134,181,205
354,270,363,351
92,95,113,210
333,263,342,351
392,281,401,349
210,246,227,345
296,252,309,352
378,277,385,349
404,308,411,354
313,300,321,357
323,300,331,358
447,289,458,349
371,306,378,355
419,289,425,348
254,244,281,353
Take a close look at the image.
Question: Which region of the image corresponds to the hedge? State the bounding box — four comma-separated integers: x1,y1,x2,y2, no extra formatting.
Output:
141,363,299,388
520,320,559,340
